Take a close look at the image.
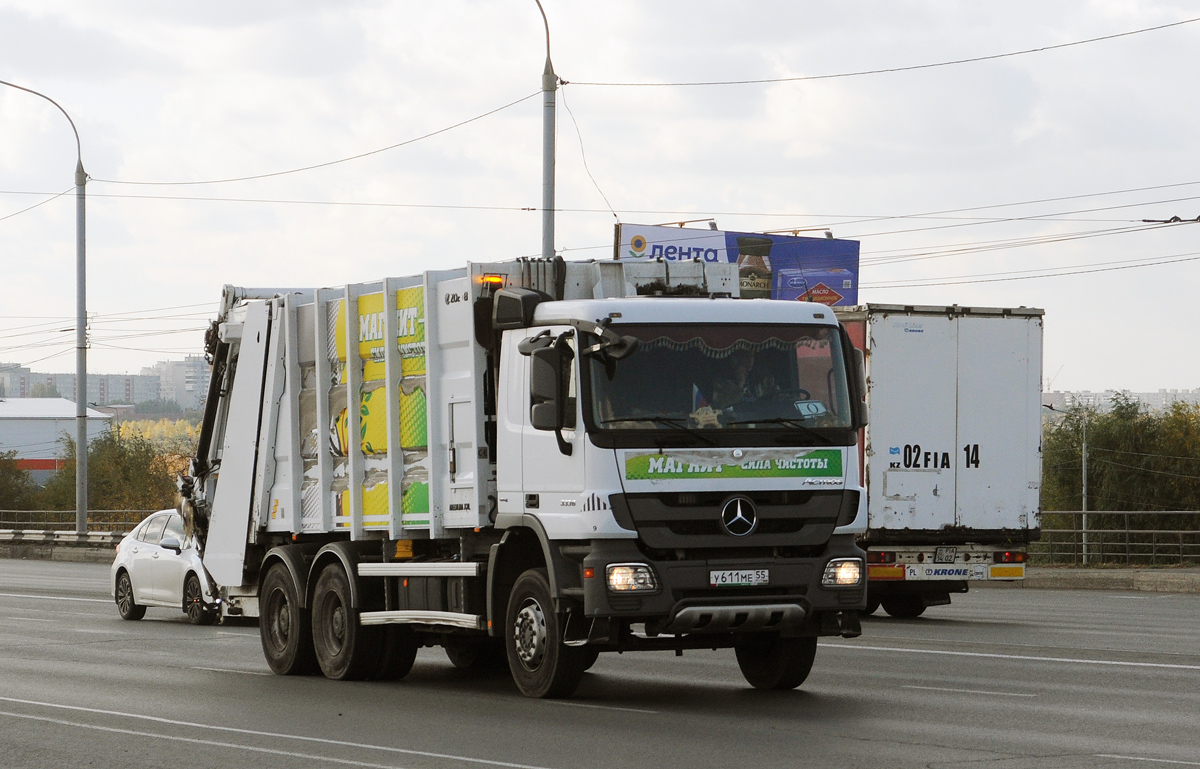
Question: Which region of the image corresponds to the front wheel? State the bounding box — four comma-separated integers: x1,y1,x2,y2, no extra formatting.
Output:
504,568,586,698
115,571,145,621
259,563,317,675
311,564,382,680
735,635,818,690
184,573,216,625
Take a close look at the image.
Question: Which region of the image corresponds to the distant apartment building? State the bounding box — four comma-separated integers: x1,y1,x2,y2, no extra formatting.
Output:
1,356,211,410
1,364,159,405
139,355,211,411
1043,389,1200,413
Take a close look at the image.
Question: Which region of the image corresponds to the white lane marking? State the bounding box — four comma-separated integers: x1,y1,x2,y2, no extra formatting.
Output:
543,700,657,714
901,685,1037,698
0,696,557,769
216,630,258,637
821,643,1200,671
0,710,409,769
191,666,272,677
0,592,109,604
0,616,56,622
1097,755,1200,766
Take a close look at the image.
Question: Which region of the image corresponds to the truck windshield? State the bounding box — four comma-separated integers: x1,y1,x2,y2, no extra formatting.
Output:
586,323,853,433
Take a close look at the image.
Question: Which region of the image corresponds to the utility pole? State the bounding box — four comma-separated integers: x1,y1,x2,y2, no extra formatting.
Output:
1081,410,1089,564
535,0,557,261
0,80,88,534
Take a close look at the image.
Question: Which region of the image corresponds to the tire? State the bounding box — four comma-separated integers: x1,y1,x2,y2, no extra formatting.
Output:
373,625,420,680
504,568,587,698
863,596,881,616
260,563,318,675
881,595,927,618
445,637,507,671
735,635,818,690
115,570,145,621
580,646,601,672
311,563,383,681
184,573,217,626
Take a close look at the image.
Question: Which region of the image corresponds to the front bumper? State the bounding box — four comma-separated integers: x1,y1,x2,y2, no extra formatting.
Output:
579,535,865,637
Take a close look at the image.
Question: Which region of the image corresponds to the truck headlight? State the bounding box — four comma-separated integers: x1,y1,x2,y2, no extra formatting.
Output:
822,558,863,587
606,563,658,592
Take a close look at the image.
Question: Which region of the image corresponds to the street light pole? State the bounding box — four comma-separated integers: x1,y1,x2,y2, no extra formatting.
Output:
0,80,88,534
535,0,557,261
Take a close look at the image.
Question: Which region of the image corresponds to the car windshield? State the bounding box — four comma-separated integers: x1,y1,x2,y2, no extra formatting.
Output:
587,323,853,431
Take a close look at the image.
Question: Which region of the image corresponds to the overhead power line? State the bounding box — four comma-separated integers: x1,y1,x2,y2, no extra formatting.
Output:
572,16,1200,87
862,250,1200,289
89,92,539,186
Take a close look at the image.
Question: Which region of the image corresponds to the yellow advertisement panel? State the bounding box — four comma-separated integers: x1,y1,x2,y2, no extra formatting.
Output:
334,287,426,381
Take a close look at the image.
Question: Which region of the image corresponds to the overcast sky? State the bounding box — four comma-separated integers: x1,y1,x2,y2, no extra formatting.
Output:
2,1,1198,393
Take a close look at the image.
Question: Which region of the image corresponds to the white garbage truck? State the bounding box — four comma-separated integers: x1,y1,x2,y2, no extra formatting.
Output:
835,304,1043,617
179,258,869,697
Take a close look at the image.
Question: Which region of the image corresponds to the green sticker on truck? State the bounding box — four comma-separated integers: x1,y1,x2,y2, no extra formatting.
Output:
624,449,842,480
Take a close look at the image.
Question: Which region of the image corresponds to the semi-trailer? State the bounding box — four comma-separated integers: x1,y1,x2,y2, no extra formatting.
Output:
836,304,1043,617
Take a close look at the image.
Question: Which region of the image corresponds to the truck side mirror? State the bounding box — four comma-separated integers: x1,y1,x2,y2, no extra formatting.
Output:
528,338,575,455
853,348,869,428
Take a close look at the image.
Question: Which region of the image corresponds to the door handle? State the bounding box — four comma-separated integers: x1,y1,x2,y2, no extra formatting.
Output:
152,553,160,559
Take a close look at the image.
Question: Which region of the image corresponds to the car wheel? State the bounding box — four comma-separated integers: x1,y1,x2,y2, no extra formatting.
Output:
735,634,818,690
115,570,145,621
259,563,318,675
881,595,927,618
184,573,216,625
311,563,383,681
504,568,587,698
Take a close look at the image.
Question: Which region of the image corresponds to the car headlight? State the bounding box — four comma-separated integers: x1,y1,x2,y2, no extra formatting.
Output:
822,558,863,587
606,563,658,592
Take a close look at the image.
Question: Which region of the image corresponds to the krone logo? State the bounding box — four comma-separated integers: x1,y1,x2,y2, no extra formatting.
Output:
720,496,758,537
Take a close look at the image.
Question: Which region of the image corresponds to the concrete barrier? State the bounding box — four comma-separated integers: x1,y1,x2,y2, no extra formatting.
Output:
0,529,121,564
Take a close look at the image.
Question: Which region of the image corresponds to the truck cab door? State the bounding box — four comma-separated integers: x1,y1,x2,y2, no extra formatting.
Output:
513,328,586,536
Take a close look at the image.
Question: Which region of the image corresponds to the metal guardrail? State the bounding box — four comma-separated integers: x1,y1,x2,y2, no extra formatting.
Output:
1034,511,1200,566
0,510,153,534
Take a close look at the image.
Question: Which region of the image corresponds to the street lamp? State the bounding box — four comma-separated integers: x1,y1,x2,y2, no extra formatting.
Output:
0,79,89,535
1043,402,1089,563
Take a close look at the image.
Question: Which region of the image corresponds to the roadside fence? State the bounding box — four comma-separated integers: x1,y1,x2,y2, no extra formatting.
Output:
0,509,152,534
1034,511,1200,567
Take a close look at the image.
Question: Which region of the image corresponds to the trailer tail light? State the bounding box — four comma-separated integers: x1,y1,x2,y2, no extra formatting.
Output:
994,551,1028,564
866,551,896,564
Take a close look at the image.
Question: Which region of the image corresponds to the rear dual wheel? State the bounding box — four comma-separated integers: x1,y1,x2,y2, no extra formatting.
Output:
881,595,927,618
260,563,317,675
312,564,383,681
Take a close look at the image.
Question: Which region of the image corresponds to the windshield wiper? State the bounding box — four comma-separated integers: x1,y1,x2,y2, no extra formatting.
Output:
599,416,717,446
723,417,835,444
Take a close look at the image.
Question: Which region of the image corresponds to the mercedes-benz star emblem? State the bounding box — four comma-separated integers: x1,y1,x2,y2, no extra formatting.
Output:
720,497,758,537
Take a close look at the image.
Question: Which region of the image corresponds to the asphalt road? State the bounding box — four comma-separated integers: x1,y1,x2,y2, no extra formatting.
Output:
1,559,1198,769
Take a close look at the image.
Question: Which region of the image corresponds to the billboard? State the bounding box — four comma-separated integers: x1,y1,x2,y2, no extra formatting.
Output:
615,223,859,306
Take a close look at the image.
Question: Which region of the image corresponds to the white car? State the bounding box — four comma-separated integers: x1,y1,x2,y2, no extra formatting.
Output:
111,509,219,625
